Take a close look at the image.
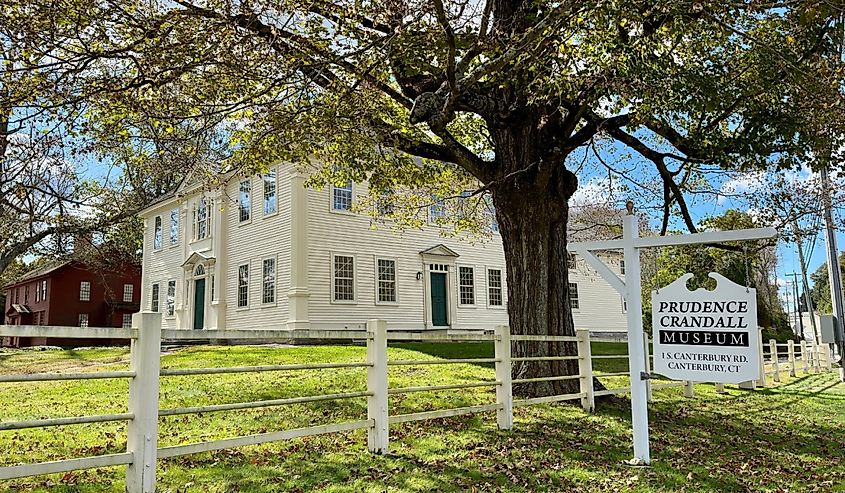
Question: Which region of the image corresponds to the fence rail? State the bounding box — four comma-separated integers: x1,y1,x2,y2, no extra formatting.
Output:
0,317,836,492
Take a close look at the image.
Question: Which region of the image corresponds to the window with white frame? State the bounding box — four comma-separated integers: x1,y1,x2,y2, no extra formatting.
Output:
488,269,503,306
568,282,579,310
79,281,91,301
123,284,134,302
170,208,179,245
333,255,355,301
376,190,394,216
262,258,276,304
332,182,353,211
429,197,446,222
153,215,162,249
264,168,277,215
166,280,176,317
621,295,627,313
567,252,576,269
239,179,251,222
376,259,397,303
210,274,215,301
237,264,249,308
459,266,475,305
195,197,211,240
122,313,133,328
79,313,89,327
620,260,625,275
151,283,160,312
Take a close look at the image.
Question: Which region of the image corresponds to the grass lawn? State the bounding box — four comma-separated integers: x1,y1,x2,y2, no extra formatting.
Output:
0,342,843,492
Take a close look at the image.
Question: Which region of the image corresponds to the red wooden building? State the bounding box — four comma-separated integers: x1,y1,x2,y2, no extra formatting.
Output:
2,260,141,347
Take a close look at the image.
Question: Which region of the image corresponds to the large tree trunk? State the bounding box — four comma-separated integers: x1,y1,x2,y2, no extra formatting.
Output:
491,130,581,398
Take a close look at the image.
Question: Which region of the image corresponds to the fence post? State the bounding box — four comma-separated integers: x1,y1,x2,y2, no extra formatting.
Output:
825,344,833,371
812,341,821,373
494,325,513,428
757,327,768,388
769,340,780,383
576,329,594,412
800,340,809,374
125,311,161,493
788,340,796,377
683,380,694,398
366,319,389,454
642,332,653,403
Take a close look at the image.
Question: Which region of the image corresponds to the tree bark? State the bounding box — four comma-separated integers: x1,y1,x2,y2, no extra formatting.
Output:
491,127,581,397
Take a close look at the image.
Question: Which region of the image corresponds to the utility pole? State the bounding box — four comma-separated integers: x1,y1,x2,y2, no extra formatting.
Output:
784,281,796,337
791,221,819,341
820,167,845,381
786,273,804,337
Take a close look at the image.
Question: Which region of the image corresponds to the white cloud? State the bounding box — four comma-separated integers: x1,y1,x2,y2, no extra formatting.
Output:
570,177,623,207
717,171,767,205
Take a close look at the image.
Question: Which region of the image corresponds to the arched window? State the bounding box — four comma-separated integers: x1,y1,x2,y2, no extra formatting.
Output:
194,264,206,277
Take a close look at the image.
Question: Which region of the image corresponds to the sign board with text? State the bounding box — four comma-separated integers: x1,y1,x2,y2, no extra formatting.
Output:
652,273,759,384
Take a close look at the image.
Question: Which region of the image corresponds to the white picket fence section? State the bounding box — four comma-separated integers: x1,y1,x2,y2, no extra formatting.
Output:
0,316,835,492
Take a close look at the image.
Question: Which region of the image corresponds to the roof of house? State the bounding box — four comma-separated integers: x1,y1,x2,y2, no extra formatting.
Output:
3,260,72,289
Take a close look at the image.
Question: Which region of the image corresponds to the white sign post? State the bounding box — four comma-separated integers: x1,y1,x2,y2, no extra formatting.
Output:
567,203,776,466
652,273,760,384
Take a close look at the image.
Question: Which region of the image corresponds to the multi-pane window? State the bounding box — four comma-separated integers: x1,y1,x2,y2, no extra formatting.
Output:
567,253,576,269
195,198,211,240
239,179,251,222
79,281,91,301
123,284,134,302
122,313,133,328
237,264,249,308
151,283,160,312
166,280,176,317
488,269,503,306
333,255,355,301
568,282,579,310
153,216,162,249
429,198,446,222
262,258,276,304
333,182,353,211
264,168,277,215
459,266,475,305
377,191,394,216
78,314,89,328
377,259,397,303
170,208,179,245
40,280,47,301
620,260,625,275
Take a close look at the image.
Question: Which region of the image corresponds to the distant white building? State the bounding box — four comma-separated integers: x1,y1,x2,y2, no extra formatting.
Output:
138,164,627,333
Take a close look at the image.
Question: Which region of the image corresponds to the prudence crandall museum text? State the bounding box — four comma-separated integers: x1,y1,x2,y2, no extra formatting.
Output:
652,273,759,384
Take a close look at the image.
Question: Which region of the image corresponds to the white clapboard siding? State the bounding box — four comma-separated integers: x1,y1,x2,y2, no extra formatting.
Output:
140,201,188,330
224,172,291,330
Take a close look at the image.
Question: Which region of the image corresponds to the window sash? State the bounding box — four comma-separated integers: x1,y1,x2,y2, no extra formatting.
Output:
333,255,354,301
151,284,160,312
122,313,132,328
568,282,579,310
166,281,176,317
332,183,352,211
79,314,89,328
170,208,179,245
488,269,503,306
79,281,91,301
377,259,396,303
264,169,277,215
196,198,211,239
153,216,162,249
262,259,276,304
123,284,133,303
239,180,251,222
237,264,249,308
459,267,475,305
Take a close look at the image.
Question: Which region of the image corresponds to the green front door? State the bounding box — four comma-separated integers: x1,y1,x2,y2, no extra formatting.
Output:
430,272,448,326
193,278,205,330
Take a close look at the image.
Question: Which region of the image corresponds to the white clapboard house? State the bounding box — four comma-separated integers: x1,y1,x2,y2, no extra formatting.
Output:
138,164,627,333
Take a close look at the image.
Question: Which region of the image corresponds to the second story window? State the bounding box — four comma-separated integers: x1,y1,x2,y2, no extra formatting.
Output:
620,260,626,275
123,284,134,303
568,282,579,310
79,281,91,301
170,208,179,245
40,280,47,301
195,198,211,240
239,179,251,222
332,182,352,211
264,168,277,215
567,253,576,269
153,216,162,250
429,198,446,222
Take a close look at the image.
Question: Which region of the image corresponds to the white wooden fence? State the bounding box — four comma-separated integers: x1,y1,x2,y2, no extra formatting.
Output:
0,316,835,492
